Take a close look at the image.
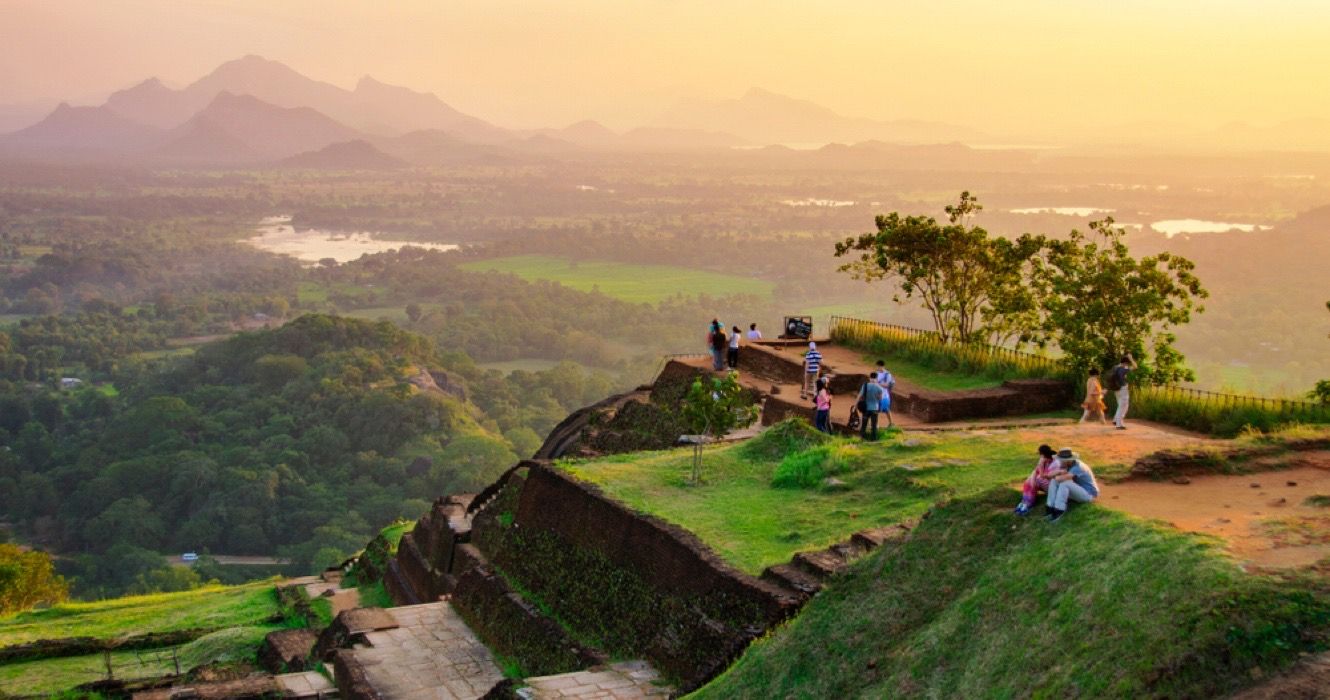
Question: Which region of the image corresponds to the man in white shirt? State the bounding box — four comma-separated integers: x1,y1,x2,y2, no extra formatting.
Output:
747,323,762,341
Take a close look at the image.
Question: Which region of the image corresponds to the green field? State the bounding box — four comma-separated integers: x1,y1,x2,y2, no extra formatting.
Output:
0,581,279,647
561,424,1094,574
459,255,775,304
870,352,1006,391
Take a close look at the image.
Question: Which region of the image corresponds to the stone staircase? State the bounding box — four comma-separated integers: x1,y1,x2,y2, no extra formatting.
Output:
518,661,670,699
331,601,505,700
760,523,913,599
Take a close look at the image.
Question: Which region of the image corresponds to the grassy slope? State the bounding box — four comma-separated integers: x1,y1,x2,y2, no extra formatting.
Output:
0,582,286,695
562,431,1047,575
871,353,1005,391
0,626,279,695
458,255,774,304
0,581,279,647
693,488,1330,699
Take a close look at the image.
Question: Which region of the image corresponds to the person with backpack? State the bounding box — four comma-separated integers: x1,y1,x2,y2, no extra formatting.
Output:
1107,354,1137,430
856,372,884,441
875,360,897,428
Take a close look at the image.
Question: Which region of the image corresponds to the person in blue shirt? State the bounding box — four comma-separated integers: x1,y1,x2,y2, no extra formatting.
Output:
857,372,885,441
1045,447,1100,522
875,360,896,428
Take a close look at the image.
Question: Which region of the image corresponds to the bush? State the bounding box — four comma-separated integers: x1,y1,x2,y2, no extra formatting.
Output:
771,444,856,490
740,418,830,462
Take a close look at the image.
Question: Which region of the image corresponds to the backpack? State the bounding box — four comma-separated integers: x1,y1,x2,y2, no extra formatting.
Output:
1105,367,1124,391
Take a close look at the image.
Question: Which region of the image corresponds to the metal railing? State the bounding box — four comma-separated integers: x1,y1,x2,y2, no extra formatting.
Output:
827,315,1066,379
826,314,1330,430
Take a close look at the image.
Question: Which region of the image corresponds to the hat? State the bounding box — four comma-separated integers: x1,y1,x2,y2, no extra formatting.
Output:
809,341,817,350
1057,448,1077,460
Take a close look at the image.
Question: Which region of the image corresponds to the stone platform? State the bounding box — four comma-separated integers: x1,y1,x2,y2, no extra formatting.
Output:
336,601,505,700
520,661,670,699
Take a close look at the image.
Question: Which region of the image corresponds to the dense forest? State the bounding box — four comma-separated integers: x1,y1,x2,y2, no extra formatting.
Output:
0,314,622,597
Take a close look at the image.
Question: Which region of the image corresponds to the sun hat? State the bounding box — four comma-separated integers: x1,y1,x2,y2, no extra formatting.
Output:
1057,447,1077,460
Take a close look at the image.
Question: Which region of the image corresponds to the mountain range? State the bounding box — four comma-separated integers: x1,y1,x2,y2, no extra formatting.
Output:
0,55,1013,167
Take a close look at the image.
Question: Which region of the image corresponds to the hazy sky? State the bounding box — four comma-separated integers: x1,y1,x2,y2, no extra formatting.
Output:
2,0,1328,134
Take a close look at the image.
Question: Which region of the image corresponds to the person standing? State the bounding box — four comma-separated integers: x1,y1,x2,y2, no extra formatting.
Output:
801,342,823,398
710,324,728,371
1045,448,1100,522
727,325,742,369
857,372,884,440
875,360,896,428
747,323,763,341
813,377,833,434
1109,354,1137,430
1080,369,1109,425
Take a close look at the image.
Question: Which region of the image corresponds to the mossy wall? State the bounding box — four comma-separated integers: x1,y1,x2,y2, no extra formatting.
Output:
472,464,801,690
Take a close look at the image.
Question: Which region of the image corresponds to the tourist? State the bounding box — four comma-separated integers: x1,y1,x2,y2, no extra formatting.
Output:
710,324,728,371
1080,369,1109,425
1108,353,1138,430
747,323,763,341
814,377,833,434
728,325,742,369
801,341,822,398
1045,448,1100,522
857,371,884,441
875,360,896,428
1014,444,1061,515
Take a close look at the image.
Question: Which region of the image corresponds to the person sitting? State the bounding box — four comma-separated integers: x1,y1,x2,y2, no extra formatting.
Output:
1014,444,1061,516
1045,447,1100,522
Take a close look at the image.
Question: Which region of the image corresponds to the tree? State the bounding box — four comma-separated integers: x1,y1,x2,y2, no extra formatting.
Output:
834,192,1043,345
681,372,759,484
1038,218,1208,384
1309,301,1330,405
405,302,423,323
0,544,68,615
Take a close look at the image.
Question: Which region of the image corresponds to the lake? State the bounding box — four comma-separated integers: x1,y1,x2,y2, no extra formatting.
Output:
1009,207,1113,216
246,216,458,264
1148,219,1271,237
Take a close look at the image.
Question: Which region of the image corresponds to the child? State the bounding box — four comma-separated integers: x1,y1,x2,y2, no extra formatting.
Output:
813,377,832,434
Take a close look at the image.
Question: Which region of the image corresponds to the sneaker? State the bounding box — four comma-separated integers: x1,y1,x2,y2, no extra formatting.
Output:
1046,509,1065,523
1014,503,1031,516
1116,425,1127,431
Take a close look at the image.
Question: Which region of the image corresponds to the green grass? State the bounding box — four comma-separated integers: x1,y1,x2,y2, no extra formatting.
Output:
459,255,774,303
869,353,1005,391
0,581,280,647
692,489,1330,699
0,314,32,327
561,426,1069,574
0,625,278,695
133,346,197,361
296,281,376,305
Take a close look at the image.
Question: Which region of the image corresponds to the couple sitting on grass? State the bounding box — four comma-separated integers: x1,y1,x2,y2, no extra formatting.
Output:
1014,444,1100,522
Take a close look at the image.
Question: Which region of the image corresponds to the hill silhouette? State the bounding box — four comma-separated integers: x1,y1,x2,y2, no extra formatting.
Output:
102,55,510,142
0,103,163,158
154,92,362,164
277,139,407,170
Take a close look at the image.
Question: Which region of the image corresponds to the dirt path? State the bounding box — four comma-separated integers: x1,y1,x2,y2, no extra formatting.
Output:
1106,454,1330,570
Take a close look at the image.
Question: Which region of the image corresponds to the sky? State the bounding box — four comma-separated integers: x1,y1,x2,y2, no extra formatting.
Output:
2,0,1328,135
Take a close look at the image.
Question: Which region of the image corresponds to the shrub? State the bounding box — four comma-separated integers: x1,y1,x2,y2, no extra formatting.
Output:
740,418,830,462
771,444,855,489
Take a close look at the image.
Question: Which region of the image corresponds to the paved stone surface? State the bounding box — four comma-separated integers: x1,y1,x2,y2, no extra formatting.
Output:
345,601,505,700
522,661,671,699
275,670,335,697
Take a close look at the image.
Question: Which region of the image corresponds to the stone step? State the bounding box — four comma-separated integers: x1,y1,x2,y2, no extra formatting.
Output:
520,660,671,699
274,670,336,698
760,563,824,596
332,601,505,700
792,548,849,579
851,524,912,552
